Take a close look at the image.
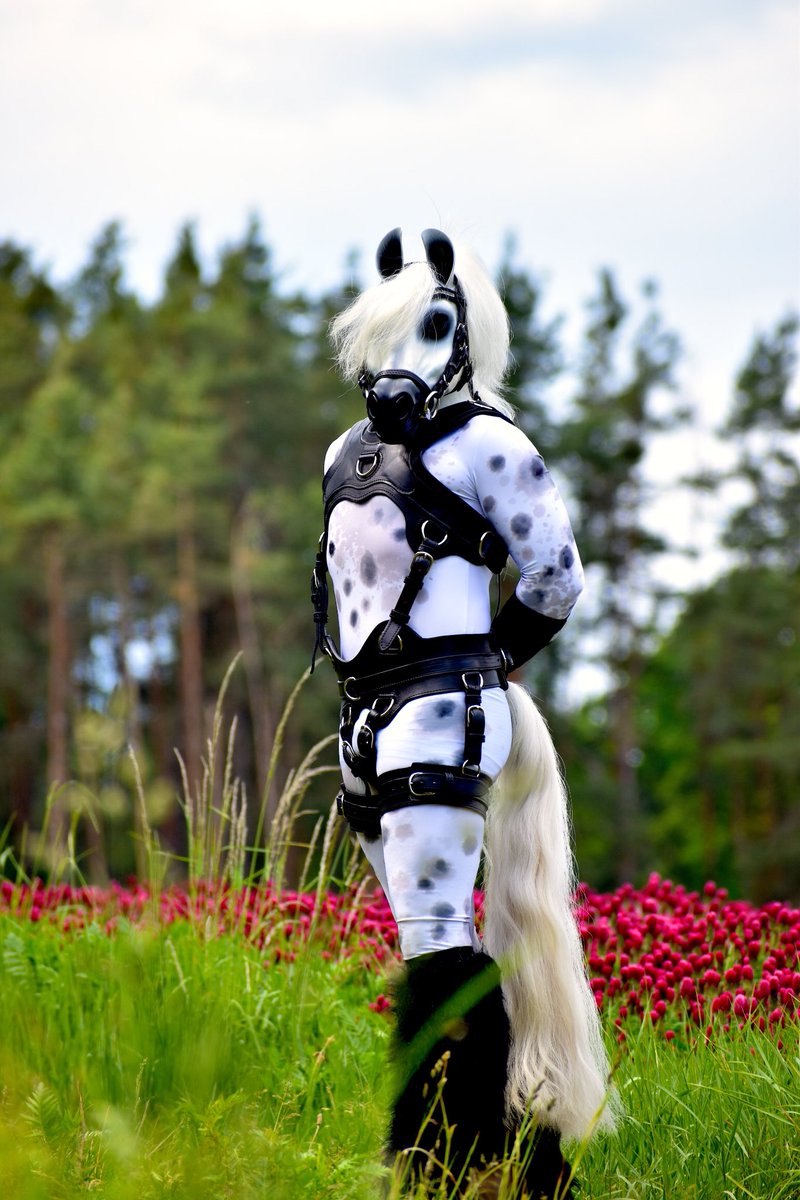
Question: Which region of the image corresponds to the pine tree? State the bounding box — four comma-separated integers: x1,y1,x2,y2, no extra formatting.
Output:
555,271,685,883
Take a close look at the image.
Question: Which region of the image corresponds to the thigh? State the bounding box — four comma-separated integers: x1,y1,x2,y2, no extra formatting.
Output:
378,803,485,958
371,686,513,779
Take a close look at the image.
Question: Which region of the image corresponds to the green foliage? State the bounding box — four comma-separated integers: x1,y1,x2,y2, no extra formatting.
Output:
0,914,796,1199
0,219,797,900
720,312,800,569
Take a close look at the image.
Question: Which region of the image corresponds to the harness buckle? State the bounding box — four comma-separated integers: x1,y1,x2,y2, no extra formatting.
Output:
409,772,437,798
339,704,353,735
466,704,486,734
478,531,494,560
343,677,359,701
371,695,396,718
461,671,484,691
461,761,481,778
356,725,374,755
412,550,435,571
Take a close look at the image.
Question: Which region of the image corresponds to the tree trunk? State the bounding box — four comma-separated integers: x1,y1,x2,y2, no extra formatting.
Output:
44,529,70,852
230,512,275,804
177,514,204,796
113,557,147,880
610,676,640,885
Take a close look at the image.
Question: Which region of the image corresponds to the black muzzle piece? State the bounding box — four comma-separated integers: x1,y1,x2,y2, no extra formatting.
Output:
362,369,436,445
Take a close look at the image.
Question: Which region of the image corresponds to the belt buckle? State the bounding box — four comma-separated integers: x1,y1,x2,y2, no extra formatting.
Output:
409,772,437,798
412,549,434,570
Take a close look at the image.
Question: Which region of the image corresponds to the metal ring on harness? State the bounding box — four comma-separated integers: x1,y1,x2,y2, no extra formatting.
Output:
420,519,448,547
356,453,381,478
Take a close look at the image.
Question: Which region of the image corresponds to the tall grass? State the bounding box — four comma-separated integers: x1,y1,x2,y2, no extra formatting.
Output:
1,910,797,1199
1,664,798,1198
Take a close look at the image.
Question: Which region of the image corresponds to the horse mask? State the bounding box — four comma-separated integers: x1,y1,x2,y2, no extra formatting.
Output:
358,228,474,444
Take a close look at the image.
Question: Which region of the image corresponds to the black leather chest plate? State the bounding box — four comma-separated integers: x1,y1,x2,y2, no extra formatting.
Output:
322,404,510,572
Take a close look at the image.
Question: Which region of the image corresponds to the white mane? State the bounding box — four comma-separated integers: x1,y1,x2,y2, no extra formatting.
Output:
330,239,514,418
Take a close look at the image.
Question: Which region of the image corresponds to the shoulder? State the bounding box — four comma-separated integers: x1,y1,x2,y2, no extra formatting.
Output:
324,432,348,474
461,411,543,463
323,420,369,474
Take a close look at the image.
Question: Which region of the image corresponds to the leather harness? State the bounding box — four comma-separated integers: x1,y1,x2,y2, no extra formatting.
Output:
311,400,514,838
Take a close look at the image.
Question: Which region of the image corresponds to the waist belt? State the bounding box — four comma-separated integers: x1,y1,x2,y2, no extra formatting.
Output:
333,625,507,786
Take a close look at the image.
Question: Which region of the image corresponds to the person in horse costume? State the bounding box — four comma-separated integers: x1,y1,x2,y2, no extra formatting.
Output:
312,229,614,1196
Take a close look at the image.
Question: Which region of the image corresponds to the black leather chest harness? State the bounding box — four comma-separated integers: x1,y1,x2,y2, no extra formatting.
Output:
311,401,513,838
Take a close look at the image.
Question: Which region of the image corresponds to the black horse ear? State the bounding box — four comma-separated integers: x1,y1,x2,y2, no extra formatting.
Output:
376,228,404,279
421,228,455,285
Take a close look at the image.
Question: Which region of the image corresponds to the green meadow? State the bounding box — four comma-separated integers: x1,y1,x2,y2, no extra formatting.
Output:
1,904,798,1200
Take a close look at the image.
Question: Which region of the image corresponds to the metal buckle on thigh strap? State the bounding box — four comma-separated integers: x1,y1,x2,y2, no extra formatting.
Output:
336,765,491,838
377,763,491,818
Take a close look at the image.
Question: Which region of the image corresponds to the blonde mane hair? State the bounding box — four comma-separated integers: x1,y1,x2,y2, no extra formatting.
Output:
330,240,515,418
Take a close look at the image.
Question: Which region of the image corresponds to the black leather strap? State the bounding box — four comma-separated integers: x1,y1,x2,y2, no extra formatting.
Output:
336,763,491,839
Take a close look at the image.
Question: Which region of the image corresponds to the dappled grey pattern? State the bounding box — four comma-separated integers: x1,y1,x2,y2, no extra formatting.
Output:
356,804,486,958
422,413,584,620
325,403,582,959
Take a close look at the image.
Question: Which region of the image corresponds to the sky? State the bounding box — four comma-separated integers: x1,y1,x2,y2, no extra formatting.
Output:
1,0,798,597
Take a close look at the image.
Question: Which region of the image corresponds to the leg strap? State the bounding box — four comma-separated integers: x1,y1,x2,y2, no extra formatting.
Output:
337,763,491,839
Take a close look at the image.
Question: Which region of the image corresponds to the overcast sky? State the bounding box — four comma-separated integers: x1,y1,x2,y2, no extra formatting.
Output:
1,0,798,535
2,1,797,370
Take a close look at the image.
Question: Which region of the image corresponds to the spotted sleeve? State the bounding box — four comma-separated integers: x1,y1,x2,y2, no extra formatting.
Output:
468,416,583,621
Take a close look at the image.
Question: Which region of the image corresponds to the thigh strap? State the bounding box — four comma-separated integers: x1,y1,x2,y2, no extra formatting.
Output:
337,763,491,839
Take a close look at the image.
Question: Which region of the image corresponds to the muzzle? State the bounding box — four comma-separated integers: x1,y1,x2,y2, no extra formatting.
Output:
362,370,438,444
358,278,473,445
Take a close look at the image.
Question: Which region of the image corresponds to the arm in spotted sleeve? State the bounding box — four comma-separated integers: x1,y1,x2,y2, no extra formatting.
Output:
467,416,584,669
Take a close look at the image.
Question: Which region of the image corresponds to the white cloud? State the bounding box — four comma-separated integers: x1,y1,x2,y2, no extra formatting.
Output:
0,0,795,363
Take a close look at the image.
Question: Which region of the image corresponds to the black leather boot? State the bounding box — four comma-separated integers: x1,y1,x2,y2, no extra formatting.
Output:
388,947,509,1186
387,947,575,1198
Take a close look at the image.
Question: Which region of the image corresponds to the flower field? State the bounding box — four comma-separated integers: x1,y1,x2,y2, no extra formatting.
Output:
1,871,799,1199
2,872,797,1042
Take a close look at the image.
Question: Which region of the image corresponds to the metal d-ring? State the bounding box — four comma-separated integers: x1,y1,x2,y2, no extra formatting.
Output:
423,392,440,420
356,452,381,479
420,519,448,547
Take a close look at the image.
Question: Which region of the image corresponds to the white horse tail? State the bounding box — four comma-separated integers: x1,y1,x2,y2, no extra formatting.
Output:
482,682,617,1141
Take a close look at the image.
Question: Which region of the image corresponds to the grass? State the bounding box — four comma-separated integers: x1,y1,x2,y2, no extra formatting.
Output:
2,666,798,1198
0,916,388,1199
0,906,798,1199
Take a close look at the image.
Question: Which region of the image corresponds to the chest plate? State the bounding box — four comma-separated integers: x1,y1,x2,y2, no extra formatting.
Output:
322,403,510,571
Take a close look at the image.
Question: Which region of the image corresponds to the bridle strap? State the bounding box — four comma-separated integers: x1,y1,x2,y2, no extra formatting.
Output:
358,276,473,420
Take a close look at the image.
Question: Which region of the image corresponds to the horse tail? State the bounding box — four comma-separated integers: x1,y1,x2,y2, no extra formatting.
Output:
482,682,617,1141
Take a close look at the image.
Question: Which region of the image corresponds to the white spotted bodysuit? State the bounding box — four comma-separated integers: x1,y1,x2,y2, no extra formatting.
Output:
324,407,583,959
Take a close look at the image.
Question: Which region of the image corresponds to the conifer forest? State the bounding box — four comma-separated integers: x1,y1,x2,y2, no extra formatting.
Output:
1,219,798,902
